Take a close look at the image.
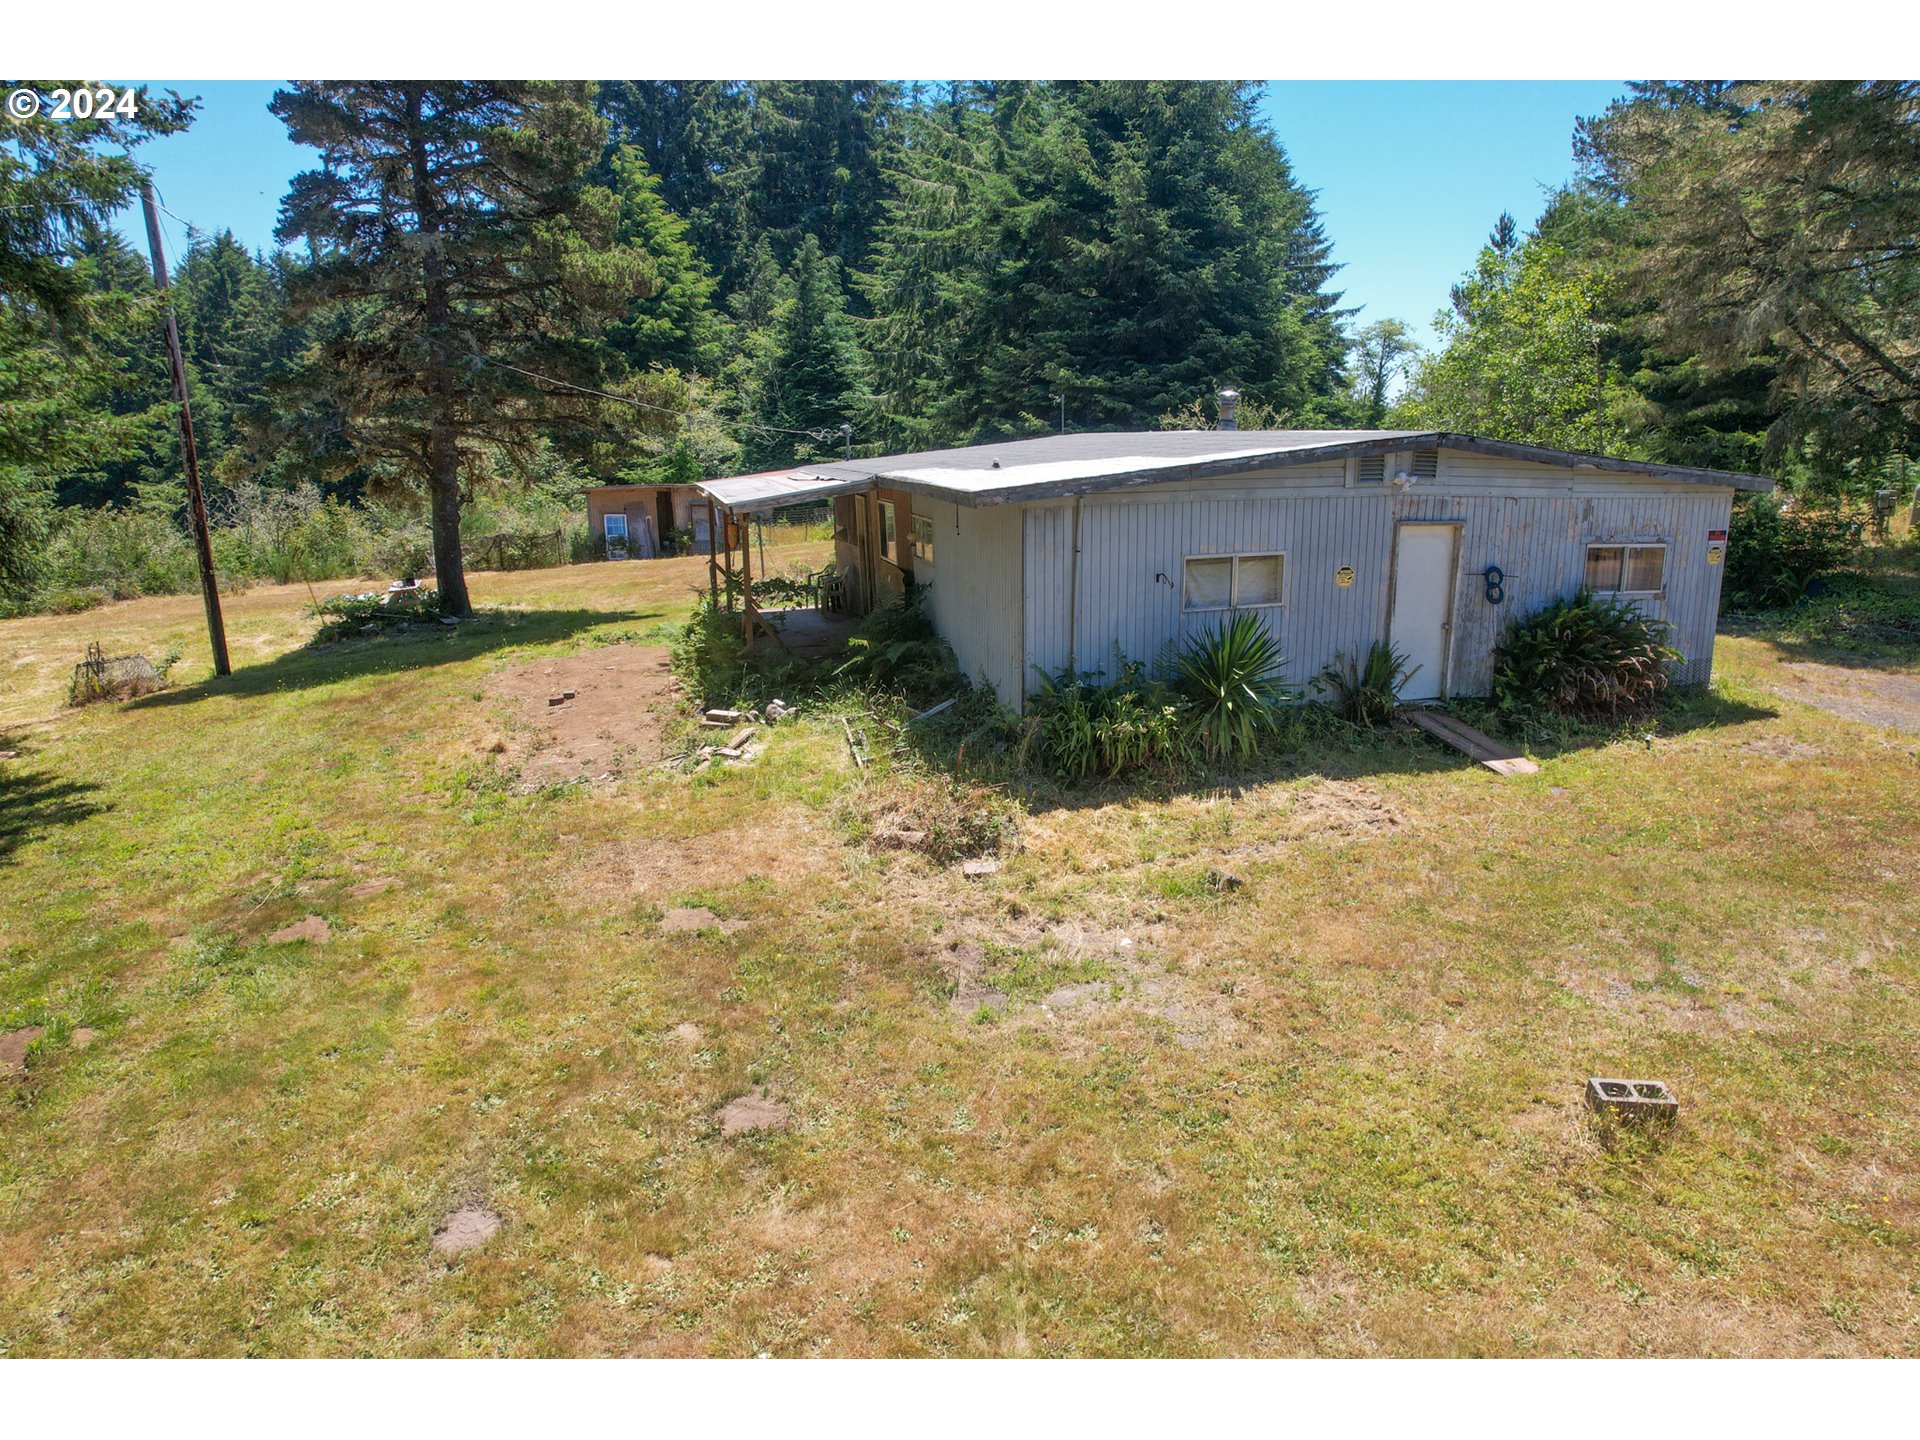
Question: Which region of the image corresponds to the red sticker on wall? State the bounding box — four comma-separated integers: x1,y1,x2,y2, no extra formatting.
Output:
1707,529,1727,542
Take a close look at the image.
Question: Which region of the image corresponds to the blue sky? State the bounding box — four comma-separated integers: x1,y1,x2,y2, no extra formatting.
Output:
121,80,1630,354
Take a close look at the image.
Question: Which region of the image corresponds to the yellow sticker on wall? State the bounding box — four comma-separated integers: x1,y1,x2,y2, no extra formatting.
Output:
1706,544,1724,566
1335,565,1355,587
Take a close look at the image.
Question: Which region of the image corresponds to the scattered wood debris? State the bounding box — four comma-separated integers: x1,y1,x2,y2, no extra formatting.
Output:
842,716,869,770
904,696,958,727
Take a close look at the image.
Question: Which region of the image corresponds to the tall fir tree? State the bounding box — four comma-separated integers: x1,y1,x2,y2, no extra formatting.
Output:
271,81,673,613
604,145,722,377
864,81,1350,441
743,236,870,470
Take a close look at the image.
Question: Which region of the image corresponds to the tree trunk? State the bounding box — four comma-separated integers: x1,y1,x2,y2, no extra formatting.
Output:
427,424,468,615
406,85,472,617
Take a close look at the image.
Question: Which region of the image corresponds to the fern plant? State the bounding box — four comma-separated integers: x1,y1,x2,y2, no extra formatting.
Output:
1314,641,1418,726
1491,589,1682,718
1168,611,1293,761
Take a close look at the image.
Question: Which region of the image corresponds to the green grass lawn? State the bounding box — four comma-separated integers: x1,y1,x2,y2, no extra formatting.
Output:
2,542,1917,1356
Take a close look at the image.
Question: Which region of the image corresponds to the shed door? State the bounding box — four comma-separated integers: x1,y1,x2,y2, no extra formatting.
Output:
1389,523,1458,701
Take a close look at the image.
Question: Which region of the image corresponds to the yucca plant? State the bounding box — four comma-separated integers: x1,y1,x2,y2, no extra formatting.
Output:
1491,589,1683,718
1168,611,1294,761
1314,641,1419,727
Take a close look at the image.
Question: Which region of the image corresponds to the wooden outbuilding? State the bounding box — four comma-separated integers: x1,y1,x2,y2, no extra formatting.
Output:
583,483,711,559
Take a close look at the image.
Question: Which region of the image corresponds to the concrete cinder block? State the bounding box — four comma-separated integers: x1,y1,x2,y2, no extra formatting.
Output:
1585,1077,1678,1123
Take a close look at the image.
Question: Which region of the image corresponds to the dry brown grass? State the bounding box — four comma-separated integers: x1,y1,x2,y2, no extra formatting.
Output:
1,542,1917,1355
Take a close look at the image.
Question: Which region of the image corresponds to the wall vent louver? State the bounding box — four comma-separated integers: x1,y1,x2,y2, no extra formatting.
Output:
1410,448,1441,479
1356,455,1386,484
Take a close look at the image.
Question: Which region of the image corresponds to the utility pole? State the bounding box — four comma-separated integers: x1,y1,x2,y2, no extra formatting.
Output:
140,181,230,677
841,422,853,461
1052,393,1066,433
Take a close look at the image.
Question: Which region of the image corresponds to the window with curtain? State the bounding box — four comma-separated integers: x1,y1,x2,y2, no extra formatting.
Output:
1585,543,1665,594
1182,554,1285,612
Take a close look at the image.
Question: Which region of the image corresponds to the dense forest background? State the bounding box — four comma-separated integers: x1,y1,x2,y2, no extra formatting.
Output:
1,79,1915,613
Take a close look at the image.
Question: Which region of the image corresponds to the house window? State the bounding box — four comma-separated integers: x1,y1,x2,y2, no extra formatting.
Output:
878,500,897,560
1182,553,1285,612
603,513,628,540
911,513,934,565
1585,542,1666,595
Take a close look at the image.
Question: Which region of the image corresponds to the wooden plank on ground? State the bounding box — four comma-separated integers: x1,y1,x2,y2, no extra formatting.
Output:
1403,709,1541,775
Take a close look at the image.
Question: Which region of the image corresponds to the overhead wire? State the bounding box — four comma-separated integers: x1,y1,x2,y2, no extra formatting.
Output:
112,190,866,455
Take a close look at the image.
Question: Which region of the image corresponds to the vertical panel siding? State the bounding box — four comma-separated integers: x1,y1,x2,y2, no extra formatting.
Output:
916,496,1025,704
1014,453,1736,703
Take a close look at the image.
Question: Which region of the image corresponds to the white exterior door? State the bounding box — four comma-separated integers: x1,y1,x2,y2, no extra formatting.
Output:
1389,523,1458,701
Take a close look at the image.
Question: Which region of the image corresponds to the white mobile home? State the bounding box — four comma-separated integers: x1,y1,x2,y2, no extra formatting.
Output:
695,428,1774,706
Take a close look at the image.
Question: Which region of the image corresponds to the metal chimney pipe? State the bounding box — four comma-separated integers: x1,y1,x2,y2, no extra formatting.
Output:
1217,388,1240,431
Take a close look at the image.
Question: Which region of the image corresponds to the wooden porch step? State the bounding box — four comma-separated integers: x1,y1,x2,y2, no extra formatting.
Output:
1402,709,1541,776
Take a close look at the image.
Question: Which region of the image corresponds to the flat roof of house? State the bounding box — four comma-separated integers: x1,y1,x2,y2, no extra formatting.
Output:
694,429,1776,512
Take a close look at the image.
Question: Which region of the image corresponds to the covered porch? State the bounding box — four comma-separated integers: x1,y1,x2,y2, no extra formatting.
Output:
693,469,872,656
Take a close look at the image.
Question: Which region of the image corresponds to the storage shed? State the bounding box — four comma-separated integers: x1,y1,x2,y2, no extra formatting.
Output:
695,429,1773,707
583,483,711,559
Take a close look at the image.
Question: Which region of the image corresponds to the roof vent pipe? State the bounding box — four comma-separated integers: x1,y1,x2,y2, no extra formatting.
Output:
1217,388,1240,431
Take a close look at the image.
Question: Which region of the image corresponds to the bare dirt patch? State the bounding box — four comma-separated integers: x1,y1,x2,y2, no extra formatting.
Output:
939,941,1010,1016
1742,737,1825,761
432,1204,502,1258
717,1088,789,1137
346,877,398,899
493,643,679,790
267,915,331,944
658,906,747,935
1775,661,1920,735
562,814,837,908
1,1025,46,1076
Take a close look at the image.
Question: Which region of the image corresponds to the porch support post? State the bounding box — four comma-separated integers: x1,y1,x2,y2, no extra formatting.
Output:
706,499,719,606
740,508,756,650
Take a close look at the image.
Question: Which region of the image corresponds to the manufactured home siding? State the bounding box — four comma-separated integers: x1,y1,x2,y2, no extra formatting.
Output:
916,496,1025,703
1019,451,1731,701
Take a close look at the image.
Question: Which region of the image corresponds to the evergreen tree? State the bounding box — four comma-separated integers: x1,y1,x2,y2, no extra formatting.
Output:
271,81,671,613
858,86,1005,450
0,80,192,597
743,236,870,470
598,81,900,295
605,145,722,376
867,82,1350,441
1576,81,1920,481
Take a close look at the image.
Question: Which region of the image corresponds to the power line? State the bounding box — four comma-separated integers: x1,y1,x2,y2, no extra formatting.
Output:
464,350,852,448
100,187,862,456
